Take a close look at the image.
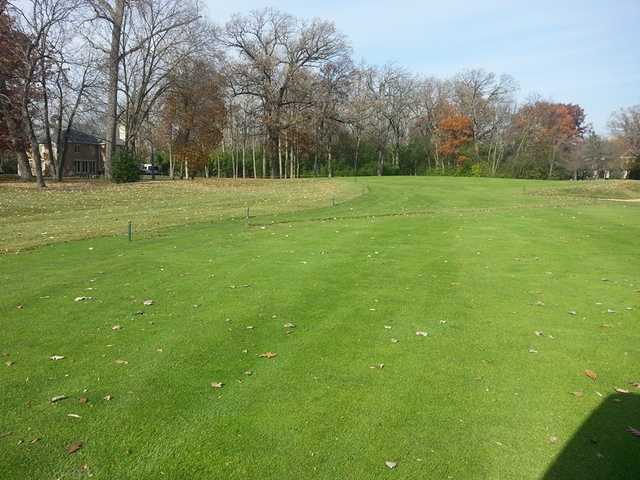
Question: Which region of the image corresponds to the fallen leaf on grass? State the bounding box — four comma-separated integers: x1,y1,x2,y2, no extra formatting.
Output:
16,304,23,309
390,338,399,344
615,388,630,394
5,361,14,367
244,371,253,376
258,352,277,359
74,296,93,302
568,310,577,316
370,363,385,369
415,331,429,337
584,370,598,381
548,435,559,444
572,391,584,398
528,347,539,354
384,325,392,329
630,382,640,389
30,437,41,444
283,323,296,328
111,325,121,331
143,299,154,306
79,397,89,404
103,394,112,401
49,355,65,361
626,427,640,438
67,414,81,419
384,461,397,469
114,359,128,365
210,382,224,389
50,395,68,403
66,441,83,454
534,331,544,337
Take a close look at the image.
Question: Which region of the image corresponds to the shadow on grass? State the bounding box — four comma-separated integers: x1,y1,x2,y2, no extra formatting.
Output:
543,393,640,479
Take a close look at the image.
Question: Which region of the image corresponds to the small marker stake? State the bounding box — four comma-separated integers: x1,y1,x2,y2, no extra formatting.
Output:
246,207,250,219
128,221,132,242
331,197,335,207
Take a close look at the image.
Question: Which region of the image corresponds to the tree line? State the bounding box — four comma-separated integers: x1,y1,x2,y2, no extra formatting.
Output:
1,2,639,186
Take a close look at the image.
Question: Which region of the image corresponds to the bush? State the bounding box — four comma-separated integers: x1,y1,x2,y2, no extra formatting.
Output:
628,157,640,180
112,150,140,183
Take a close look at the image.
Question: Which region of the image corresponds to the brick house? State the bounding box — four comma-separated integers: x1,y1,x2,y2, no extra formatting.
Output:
31,127,125,177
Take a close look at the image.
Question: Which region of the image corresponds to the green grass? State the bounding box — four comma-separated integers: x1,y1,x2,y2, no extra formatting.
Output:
0,178,361,253
1,177,639,479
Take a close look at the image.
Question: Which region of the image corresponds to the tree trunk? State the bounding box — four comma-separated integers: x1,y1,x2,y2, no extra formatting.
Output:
278,135,283,179
169,141,174,179
103,0,126,181
354,135,360,175
22,99,45,188
377,150,384,176
252,137,257,179
242,139,246,179
184,160,189,180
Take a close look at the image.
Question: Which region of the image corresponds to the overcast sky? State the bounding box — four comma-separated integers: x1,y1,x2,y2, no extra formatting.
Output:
203,0,639,134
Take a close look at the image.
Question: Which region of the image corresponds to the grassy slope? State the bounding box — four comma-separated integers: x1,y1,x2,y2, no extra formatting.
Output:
0,178,361,253
1,177,639,479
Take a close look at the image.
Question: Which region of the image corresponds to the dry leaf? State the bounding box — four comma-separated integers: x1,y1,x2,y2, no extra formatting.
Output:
627,427,640,438
584,370,598,381
370,363,385,369
74,296,93,302
30,437,41,444
111,325,121,331
572,391,584,397
66,441,83,454
16,304,24,309
103,394,112,401
79,397,89,404
143,299,154,306
415,331,429,337
630,382,640,389
210,382,224,389
67,414,81,418
5,361,14,367
50,395,68,403
384,461,397,469
114,359,128,365
534,331,544,337
258,352,277,359
528,347,538,354
568,310,577,316
615,388,630,394
49,355,65,361
244,371,253,376
548,435,559,444
390,338,399,344
283,323,296,328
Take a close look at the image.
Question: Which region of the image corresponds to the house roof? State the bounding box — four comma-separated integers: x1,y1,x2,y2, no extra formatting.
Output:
38,128,126,146
38,129,105,145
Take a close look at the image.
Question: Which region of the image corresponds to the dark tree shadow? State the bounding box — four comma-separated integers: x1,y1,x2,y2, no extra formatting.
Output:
543,393,640,479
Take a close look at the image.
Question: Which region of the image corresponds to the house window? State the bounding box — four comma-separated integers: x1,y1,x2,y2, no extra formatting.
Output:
74,144,80,153
74,160,96,175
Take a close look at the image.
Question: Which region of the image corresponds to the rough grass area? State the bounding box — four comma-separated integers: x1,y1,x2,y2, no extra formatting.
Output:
532,179,640,200
1,177,639,479
0,178,362,253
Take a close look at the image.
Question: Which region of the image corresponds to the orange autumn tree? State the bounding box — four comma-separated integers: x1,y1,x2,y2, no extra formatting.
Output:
438,113,473,168
513,101,586,177
162,59,226,177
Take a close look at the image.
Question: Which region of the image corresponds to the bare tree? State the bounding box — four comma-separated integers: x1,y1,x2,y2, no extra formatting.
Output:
218,8,350,177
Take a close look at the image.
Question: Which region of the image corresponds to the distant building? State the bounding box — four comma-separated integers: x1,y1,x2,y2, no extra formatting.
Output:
29,128,125,177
